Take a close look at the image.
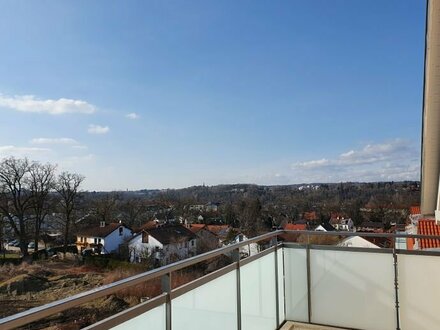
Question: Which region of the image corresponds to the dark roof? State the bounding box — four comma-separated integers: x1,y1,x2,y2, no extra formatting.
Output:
147,224,197,245
317,222,335,231
77,223,131,238
134,220,157,233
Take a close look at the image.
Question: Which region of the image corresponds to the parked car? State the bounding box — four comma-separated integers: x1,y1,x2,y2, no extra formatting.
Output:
28,242,35,249
8,239,18,247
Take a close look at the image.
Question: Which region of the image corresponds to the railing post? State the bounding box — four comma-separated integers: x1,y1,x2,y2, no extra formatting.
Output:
392,238,401,330
232,248,242,330
161,273,172,330
274,235,280,327
306,233,312,324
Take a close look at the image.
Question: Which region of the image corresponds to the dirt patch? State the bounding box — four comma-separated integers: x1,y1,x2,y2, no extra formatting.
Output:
0,261,105,320
0,274,49,295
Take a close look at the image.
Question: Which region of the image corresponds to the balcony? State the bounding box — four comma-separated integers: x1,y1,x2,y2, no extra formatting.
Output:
2,230,440,330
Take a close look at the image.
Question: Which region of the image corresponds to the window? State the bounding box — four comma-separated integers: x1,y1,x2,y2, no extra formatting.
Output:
94,238,98,244
191,240,195,247
119,227,123,236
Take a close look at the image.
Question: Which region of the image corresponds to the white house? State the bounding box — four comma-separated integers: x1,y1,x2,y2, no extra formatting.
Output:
315,222,335,232
337,236,380,249
76,221,132,254
128,224,198,264
330,218,355,231
188,205,205,212
205,202,219,212
228,232,259,257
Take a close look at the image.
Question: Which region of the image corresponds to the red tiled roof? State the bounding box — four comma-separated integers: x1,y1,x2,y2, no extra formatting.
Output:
410,206,421,215
206,225,231,238
189,224,231,238
330,212,346,221
135,221,157,233
418,219,440,249
284,223,307,231
189,224,206,233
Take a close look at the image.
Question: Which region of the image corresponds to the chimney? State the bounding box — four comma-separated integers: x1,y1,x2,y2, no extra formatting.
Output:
100,221,106,228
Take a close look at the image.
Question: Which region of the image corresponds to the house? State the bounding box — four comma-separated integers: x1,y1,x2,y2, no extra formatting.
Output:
356,222,384,232
330,217,354,231
189,224,221,251
337,236,380,249
205,225,232,244
76,221,133,254
315,222,335,232
229,232,259,257
205,202,220,212
134,220,158,233
284,223,307,231
303,211,318,222
128,224,198,264
279,223,307,242
188,204,205,212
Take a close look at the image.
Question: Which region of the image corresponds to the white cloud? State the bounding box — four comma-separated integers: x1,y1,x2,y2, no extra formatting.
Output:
58,154,96,171
290,139,419,182
296,158,330,169
126,112,140,119
294,139,411,169
30,137,78,145
72,145,88,150
88,124,109,135
0,145,51,158
0,94,96,115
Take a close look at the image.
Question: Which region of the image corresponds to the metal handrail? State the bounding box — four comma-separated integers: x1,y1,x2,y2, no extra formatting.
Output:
1,229,439,329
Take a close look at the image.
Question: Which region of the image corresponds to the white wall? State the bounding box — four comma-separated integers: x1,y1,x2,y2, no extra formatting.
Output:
103,226,132,253
129,234,164,262
163,239,197,263
129,233,198,264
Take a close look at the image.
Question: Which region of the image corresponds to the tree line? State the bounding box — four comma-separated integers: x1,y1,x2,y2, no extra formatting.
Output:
0,157,84,257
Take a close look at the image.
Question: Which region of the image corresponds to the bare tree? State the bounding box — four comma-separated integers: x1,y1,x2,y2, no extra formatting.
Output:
92,193,119,224
56,171,84,254
119,198,145,227
29,162,57,252
0,157,33,256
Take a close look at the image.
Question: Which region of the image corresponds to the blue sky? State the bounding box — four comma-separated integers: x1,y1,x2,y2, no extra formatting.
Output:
0,0,426,190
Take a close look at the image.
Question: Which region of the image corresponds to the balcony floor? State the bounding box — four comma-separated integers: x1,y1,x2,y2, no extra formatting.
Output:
281,322,348,330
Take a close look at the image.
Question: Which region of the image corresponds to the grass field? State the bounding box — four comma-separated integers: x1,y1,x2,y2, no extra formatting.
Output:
1,253,21,259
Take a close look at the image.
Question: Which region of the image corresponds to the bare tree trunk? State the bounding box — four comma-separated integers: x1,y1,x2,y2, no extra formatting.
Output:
63,214,70,255
34,225,40,252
